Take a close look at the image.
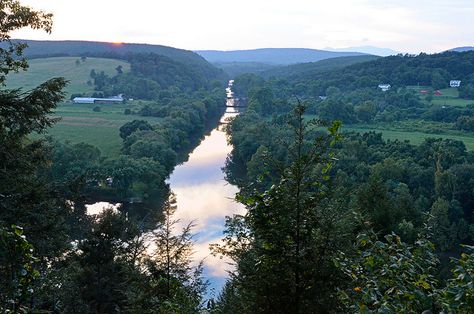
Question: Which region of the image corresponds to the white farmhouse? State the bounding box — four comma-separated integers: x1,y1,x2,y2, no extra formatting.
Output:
378,84,391,92
450,80,461,88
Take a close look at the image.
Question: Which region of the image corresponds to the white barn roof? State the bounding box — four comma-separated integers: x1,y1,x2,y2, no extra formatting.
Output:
73,95,124,104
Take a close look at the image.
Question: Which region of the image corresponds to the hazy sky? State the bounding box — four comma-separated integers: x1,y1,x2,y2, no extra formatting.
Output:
11,0,474,53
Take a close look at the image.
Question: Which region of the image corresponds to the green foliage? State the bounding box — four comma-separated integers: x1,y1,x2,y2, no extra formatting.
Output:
214,105,351,313
456,115,474,131
232,73,264,98
134,194,208,313
0,225,39,313
0,0,52,85
0,78,69,259
67,208,142,313
261,55,380,80
119,119,153,139
92,53,227,100
213,61,277,77
441,245,474,312
222,89,474,311
336,232,439,313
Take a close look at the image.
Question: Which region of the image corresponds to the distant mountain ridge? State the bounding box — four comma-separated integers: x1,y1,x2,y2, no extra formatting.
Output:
449,46,474,52
324,45,399,56
9,39,205,64
195,48,367,65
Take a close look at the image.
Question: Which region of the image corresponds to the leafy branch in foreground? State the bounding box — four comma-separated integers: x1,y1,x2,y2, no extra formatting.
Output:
0,225,39,313
0,0,53,84
336,231,439,313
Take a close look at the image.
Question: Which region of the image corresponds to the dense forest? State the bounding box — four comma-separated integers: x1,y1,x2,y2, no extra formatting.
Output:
89,52,225,99
207,53,474,312
1,1,474,313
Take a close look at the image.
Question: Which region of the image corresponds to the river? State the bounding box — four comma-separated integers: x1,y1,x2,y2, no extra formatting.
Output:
86,81,244,295
168,81,244,294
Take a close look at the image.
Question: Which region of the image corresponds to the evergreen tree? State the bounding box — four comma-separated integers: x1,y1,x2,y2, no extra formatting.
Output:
131,193,208,313
0,0,68,261
213,105,353,313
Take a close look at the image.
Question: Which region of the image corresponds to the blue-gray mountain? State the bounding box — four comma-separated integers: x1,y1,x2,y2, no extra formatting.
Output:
194,48,368,65
449,46,474,52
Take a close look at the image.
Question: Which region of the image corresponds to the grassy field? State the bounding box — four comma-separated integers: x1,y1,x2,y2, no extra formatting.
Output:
342,125,474,151
407,86,474,107
6,57,130,97
305,115,474,151
37,102,161,158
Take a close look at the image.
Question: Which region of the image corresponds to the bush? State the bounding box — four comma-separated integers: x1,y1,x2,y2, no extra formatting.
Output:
93,106,101,112
70,93,83,100
124,108,131,115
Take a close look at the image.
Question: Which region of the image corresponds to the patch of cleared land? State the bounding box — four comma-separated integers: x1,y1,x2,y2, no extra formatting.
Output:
36,102,161,158
6,57,130,97
342,125,474,151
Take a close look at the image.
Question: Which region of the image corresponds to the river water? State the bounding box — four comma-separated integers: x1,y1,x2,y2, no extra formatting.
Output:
168,81,244,293
86,81,244,294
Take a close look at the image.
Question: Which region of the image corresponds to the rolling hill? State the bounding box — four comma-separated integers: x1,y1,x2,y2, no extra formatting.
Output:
212,62,278,77
261,55,380,79
6,57,130,97
195,48,367,65
5,39,226,83
10,39,207,66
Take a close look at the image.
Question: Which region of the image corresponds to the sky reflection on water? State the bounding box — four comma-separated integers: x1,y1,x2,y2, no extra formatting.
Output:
169,110,245,293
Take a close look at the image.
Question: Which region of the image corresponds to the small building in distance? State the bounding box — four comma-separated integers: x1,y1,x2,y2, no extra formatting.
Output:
434,90,443,96
73,94,124,104
450,80,461,88
378,84,391,92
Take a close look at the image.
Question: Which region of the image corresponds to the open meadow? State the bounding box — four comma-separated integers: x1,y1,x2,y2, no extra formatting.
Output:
407,86,474,107
342,125,474,150
6,57,130,97
305,115,474,151
36,102,162,158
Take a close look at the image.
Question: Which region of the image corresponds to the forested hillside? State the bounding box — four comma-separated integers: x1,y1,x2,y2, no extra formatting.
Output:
278,51,474,93
261,55,380,79
212,61,278,77
231,51,474,137
91,52,226,99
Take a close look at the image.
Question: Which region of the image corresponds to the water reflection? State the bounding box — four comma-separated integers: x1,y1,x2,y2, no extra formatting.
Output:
169,106,245,290
85,81,245,293
86,202,121,216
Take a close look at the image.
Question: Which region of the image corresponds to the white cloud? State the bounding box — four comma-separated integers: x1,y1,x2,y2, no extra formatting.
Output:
10,0,474,52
